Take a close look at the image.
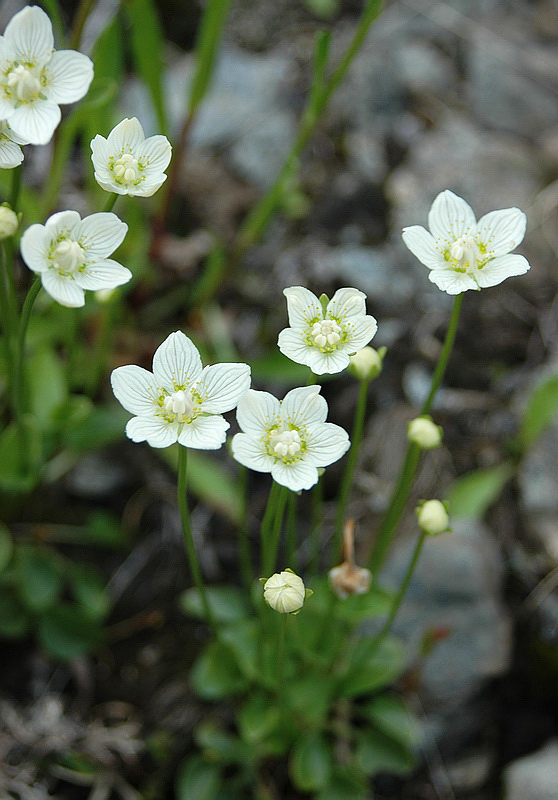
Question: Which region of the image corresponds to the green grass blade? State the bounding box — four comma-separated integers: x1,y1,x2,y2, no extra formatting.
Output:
188,0,232,115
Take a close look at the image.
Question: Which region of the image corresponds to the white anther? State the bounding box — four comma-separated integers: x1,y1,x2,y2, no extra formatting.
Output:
311,319,342,349
113,153,140,184
271,429,302,459
164,389,194,417
450,235,480,269
7,65,41,102
53,239,84,272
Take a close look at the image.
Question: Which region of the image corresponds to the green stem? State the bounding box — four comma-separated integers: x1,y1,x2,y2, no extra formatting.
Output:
16,277,42,414
177,446,220,640
332,379,368,563
368,294,463,575
103,193,119,212
277,614,287,711
309,478,324,577
0,245,16,395
237,466,253,590
286,491,297,569
85,300,115,397
261,480,280,574
70,0,97,50
267,487,289,576
9,164,22,209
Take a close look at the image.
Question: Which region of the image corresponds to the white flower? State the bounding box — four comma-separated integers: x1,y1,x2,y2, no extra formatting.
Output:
278,286,378,375
417,499,450,536
0,120,29,168
111,331,251,450
0,6,93,145
0,205,18,239
407,416,443,450
263,570,306,614
231,385,350,492
402,189,530,295
90,117,172,197
20,211,130,307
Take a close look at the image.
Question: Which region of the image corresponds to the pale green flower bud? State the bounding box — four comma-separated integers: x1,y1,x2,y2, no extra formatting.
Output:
0,205,18,240
408,416,443,449
348,346,385,381
417,499,450,536
262,569,311,614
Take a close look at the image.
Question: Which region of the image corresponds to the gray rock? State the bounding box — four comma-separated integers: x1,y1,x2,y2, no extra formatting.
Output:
381,519,512,705
519,421,558,562
503,740,558,800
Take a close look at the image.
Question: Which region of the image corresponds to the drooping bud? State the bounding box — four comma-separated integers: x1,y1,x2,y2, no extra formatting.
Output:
261,569,311,614
0,205,19,240
328,518,372,598
348,346,385,381
407,416,443,450
417,499,449,536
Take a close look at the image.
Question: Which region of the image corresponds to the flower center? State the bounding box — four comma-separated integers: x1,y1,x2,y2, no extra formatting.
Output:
449,235,481,271
311,319,342,350
52,239,85,273
7,65,41,102
163,389,195,420
270,429,302,460
113,153,142,185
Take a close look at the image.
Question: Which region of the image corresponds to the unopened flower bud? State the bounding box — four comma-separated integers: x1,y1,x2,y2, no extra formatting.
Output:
408,416,443,450
417,499,449,536
262,569,311,614
0,205,18,240
348,346,385,381
329,562,372,599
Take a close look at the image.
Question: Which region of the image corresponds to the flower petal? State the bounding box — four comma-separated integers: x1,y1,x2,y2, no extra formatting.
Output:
231,432,275,473
45,210,82,238
8,100,61,145
128,174,167,197
4,6,53,65
196,363,251,414
475,208,526,258
326,287,366,322
152,331,203,391
402,225,446,269
428,269,478,295
126,416,178,448
277,328,311,367
271,460,318,492
283,286,322,330
305,347,350,375
428,190,476,244
236,389,281,437
20,224,49,272
111,365,160,415
304,422,350,467
41,271,85,307
281,386,327,427
74,259,132,291
77,212,128,258
139,134,172,174
343,315,378,352
107,117,146,153
0,138,23,169
177,415,229,450
45,50,93,104
474,254,530,289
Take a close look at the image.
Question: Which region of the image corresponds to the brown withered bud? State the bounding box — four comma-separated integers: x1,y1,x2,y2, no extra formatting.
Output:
328,519,372,599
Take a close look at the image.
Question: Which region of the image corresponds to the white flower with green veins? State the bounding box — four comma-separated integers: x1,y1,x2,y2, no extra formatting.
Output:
278,286,378,375
0,120,29,168
20,210,130,307
402,189,530,295
111,331,251,450
90,117,172,197
232,385,350,492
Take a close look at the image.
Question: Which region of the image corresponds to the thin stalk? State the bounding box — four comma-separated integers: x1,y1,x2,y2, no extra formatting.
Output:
70,0,96,50
286,490,297,569
332,378,368,563
103,193,119,212
368,294,464,575
260,480,280,575
277,614,287,712
9,164,22,209
0,245,16,394
85,299,115,397
15,277,42,414
309,478,324,577
177,446,220,640
237,466,253,590
266,487,289,576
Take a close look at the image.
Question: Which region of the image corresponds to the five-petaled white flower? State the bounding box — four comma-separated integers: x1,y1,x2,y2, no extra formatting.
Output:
0,6,93,145
90,117,172,197
0,120,29,168
20,211,130,307
402,189,530,295
277,286,378,375
231,385,350,492
111,331,251,450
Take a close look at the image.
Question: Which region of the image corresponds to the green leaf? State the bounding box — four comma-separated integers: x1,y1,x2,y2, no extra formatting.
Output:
125,0,169,135
520,374,558,450
179,586,249,623
16,547,63,612
289,731,332,792
237,693,280,744
285,673,335,726
84,511,127,549
249,351,311,386
188,0,232,114
62,404,130,452
340,636,407,698
334,587,393,623
190,640,248,699
175,756,222,800
37,605,103,660
0,523,14,574
0,415,42,493
448,463,513,519
0,588,29,638
220,620,259,681
194,721,251,764
355,728,417,777
69,567,111,619
315,766,367,800
28,347,67,428
360,694,420,748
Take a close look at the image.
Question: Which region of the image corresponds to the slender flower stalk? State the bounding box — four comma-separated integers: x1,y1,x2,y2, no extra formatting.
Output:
177,446,220,640
237,466,253,591
267,486,289,576
286,491,297,569
368,294,463,575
